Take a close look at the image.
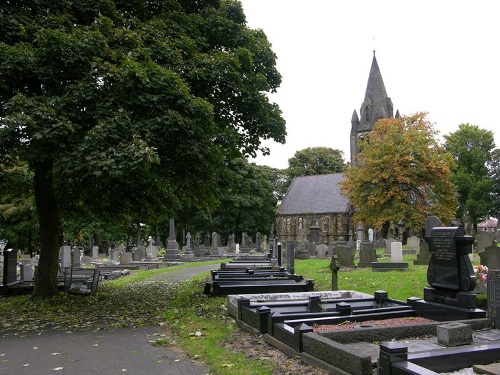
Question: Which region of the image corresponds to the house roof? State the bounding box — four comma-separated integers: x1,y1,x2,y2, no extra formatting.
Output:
278,173,350,215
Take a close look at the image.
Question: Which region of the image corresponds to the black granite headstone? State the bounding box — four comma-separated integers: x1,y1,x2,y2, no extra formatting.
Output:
2,249,18,286
426,227,475,292
424,227,477,309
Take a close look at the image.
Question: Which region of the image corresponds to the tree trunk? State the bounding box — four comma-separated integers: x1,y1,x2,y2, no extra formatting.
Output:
32,158,61,298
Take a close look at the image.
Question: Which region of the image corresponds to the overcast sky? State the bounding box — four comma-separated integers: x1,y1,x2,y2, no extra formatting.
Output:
240,0,500,169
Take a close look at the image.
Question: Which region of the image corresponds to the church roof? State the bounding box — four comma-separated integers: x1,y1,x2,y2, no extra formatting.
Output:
278,173,350,215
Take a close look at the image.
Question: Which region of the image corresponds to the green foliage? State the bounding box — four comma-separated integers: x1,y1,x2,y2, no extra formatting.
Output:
212,158,276,241
288,147,346,179
341,113,457,230
489,149,500,215
444,124,496,229
0,0,286,296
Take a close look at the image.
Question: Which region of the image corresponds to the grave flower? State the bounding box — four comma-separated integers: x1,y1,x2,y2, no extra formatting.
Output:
474,265,488,283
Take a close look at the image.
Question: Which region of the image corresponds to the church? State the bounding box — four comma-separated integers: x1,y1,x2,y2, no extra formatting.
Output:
276,52,397,243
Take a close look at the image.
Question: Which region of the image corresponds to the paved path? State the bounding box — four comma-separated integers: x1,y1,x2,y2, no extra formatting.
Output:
0,264,216,375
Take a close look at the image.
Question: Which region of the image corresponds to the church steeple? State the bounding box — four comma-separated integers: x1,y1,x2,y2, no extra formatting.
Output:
350,52,395,164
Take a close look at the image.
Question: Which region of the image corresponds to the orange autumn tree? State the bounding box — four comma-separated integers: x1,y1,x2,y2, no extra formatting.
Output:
341,112,457,231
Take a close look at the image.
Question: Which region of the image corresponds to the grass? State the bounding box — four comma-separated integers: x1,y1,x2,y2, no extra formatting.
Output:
0,252,489,374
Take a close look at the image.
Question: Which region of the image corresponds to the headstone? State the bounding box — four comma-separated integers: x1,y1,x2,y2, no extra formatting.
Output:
117,244,125,253
310,224,320,245
112,250,119,262
336,244,355,268
479,245,500,270
193,232,202,257
120,252,133,264
20,263,33,282
356,224,364,242
407,236,420,249
240,232,250,253
368,228,374,242
255,232,262,252
391,242,403,263
358,241,377,268
59,245,71,270
330,255,340,291
424,226,476,308
92,245,99,259
375,238,385,250
477,231,495,252
385,238,395,254
228,234,235,253
71,247,81,268
295,229,310,259
316,244,329,259
183,232,194,258
307,242,317,257
134,246,146,261
262,235,268,251
414,238,431,265
425,216,442,237
487,269,500,328
81,256,93,266
164,218,181,260
2,249,18,285
286,240,295,274
211,232,219,253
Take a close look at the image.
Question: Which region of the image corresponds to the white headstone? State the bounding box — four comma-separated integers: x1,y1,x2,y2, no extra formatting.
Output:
59,245,71,269
391,242,403,263
92,245,99,259
235,243,240,253
368,228,374,242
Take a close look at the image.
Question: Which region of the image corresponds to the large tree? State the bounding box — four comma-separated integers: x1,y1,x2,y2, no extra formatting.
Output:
444,124,496,232
341,112,457,231
287,147,346,179
0,0,285,297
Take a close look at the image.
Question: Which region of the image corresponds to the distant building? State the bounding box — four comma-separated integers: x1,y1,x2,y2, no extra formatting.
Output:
276,53,397,244
478,218,498,233
276,174,352,244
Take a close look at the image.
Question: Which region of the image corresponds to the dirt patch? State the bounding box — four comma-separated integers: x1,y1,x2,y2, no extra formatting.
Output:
223,328,330,375
313,316,435,332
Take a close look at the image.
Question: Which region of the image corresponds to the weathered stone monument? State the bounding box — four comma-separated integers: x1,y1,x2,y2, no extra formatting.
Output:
336,244,355,268
316,244,329,259
487,269,500,328
358,241,377,268
295,229,310,259
183,232,194,258
164,219,181,260
414,216,441,265
2,249,18,286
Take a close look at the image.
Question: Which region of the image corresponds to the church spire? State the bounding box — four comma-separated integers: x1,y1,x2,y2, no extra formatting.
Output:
350,52,395,164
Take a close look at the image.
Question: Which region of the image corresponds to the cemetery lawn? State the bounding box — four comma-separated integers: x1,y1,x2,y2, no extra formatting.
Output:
0,252,487,375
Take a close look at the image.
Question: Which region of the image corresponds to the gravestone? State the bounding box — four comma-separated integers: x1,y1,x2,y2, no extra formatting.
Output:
375,238,385,250
391,242,403,262
479,245,500,270
255,232,262,252
356,224,364,242
164,219,181,260
407,236,420,249
414,239,431,265
295,229,310,259
240,232,250,253
368,228,374,242
71,247,81,268
336,244,355,268
2,249,18,286
20,262,33,282
112,250,119,262
286,240,295,274
193,233,202,257
425,216,442,237
424,226,476,308
487,269,500,328
183,232,194,258
358,241,377,268
60,245,71,270
227,234,235,253
309,224,320,245
134,246,146,261
262,235,268,251
120,252,133,264
385,238,395,254
477,231,495,252
316,244,329,259
307,242,317,257
92,245,99,259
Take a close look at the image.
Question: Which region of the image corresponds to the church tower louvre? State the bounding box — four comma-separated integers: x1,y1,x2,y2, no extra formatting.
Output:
350,51,397,165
